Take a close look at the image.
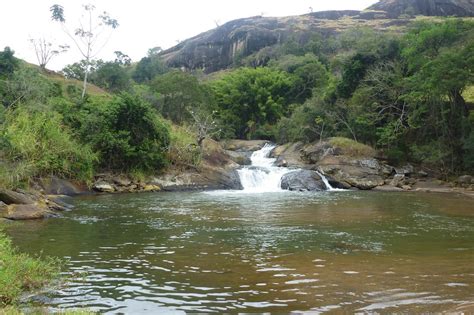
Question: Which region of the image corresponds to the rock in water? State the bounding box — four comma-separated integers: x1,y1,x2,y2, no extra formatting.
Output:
4,203,56,220
281,170,326,192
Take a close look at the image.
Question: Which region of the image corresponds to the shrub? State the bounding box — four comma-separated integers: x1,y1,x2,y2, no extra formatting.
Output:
167,125,201,169
1,106,96,187
80,93,170,172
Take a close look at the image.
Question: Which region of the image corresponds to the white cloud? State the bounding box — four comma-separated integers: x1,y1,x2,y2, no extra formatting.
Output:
0,0,378,70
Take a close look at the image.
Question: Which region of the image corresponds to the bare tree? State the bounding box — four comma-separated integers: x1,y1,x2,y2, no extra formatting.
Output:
50,4,119,98
189,108,221,147
29,38,69,70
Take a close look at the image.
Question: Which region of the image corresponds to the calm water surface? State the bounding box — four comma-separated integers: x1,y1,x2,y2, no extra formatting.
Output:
6,191,474,313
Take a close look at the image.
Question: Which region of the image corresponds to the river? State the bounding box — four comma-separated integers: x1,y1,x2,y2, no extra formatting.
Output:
6,190,474,313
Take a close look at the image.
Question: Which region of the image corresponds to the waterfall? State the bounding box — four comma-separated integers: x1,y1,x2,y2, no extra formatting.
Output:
316,170,345,191
237,144,291,193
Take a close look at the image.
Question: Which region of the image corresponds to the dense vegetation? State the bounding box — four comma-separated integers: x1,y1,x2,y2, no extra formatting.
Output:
0,18,472,189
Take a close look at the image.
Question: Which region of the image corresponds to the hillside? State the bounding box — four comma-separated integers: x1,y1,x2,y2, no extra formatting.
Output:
159,0,473,73
369,0,474,18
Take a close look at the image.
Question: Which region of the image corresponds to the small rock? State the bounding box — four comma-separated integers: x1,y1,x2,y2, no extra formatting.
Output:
276,159,288,167
381,164,395,176
390,174,405,187
92,182,115,193
395,164,414,175
401,185,412,191
142,185,161,192
418,170,428,177
113,177,132,187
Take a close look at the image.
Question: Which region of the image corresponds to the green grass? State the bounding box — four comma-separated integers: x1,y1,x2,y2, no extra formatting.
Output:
329,137,376,157
0,229,61,307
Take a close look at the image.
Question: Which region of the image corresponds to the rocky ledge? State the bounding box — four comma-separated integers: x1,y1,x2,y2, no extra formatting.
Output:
270,138,474,194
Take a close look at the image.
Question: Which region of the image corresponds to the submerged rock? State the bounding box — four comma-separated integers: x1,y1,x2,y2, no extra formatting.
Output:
281,170,326,192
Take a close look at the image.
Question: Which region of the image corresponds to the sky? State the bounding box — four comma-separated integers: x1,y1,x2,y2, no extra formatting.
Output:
0,0,378,70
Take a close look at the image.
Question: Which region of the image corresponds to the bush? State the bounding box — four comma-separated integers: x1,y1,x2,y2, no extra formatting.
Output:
80,93,170,172
167,125,201,169
0,230,61,306
1,106,96,187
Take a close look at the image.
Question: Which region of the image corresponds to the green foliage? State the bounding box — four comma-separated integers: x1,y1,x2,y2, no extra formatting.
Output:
0,230,61,306
79,93,170,172
167,125,201,169
150,71,213,124
0,106,96,187
133,54,168,83
92,61,130,92
0,47,18,78
1,65,55,107
270,53,329,104
210,67,292,139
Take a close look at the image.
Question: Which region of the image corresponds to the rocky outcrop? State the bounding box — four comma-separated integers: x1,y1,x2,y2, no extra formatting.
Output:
158,9,415,73
271,142,306,168
281,170,326,191
368,0,474,17
317,156,385,190
221,140,269,152
0,188,67,220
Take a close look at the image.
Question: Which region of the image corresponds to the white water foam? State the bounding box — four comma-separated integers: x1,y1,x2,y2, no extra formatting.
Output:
237,144,292,193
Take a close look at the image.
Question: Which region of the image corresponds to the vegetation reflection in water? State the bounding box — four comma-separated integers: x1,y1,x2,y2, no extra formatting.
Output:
6,191,474,313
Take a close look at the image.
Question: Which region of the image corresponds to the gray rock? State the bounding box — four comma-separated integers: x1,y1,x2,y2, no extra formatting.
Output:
281,170,326,192
402,185,412,191
225,150,252,165
0,189,36,205
418,170,429,177
3,203,56,220
92,182,116,193
390,174,405,187
457,175,473,185
395,164,414,175
113,177,132,187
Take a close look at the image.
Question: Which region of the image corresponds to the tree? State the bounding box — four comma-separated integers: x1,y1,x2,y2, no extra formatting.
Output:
50,4,119,98
133,48,168,83
150,71,211,124
92,61,130,92
210,67,292,139
0,47,18,77
29,37,69,70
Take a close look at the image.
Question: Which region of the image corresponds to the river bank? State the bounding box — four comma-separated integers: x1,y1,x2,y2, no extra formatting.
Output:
1,138,473,221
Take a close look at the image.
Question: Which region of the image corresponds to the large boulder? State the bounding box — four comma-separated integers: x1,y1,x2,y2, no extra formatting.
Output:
318,156,385,190
0,189,36,205
281,170,326,192
3,203,56,220
153,139,243,191
271,142,306,168
225,150,252,165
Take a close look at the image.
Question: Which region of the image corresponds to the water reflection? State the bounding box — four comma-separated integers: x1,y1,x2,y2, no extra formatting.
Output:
6,191,474,313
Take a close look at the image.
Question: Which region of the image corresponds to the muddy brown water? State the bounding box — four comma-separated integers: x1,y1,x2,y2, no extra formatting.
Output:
6,190,474,313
